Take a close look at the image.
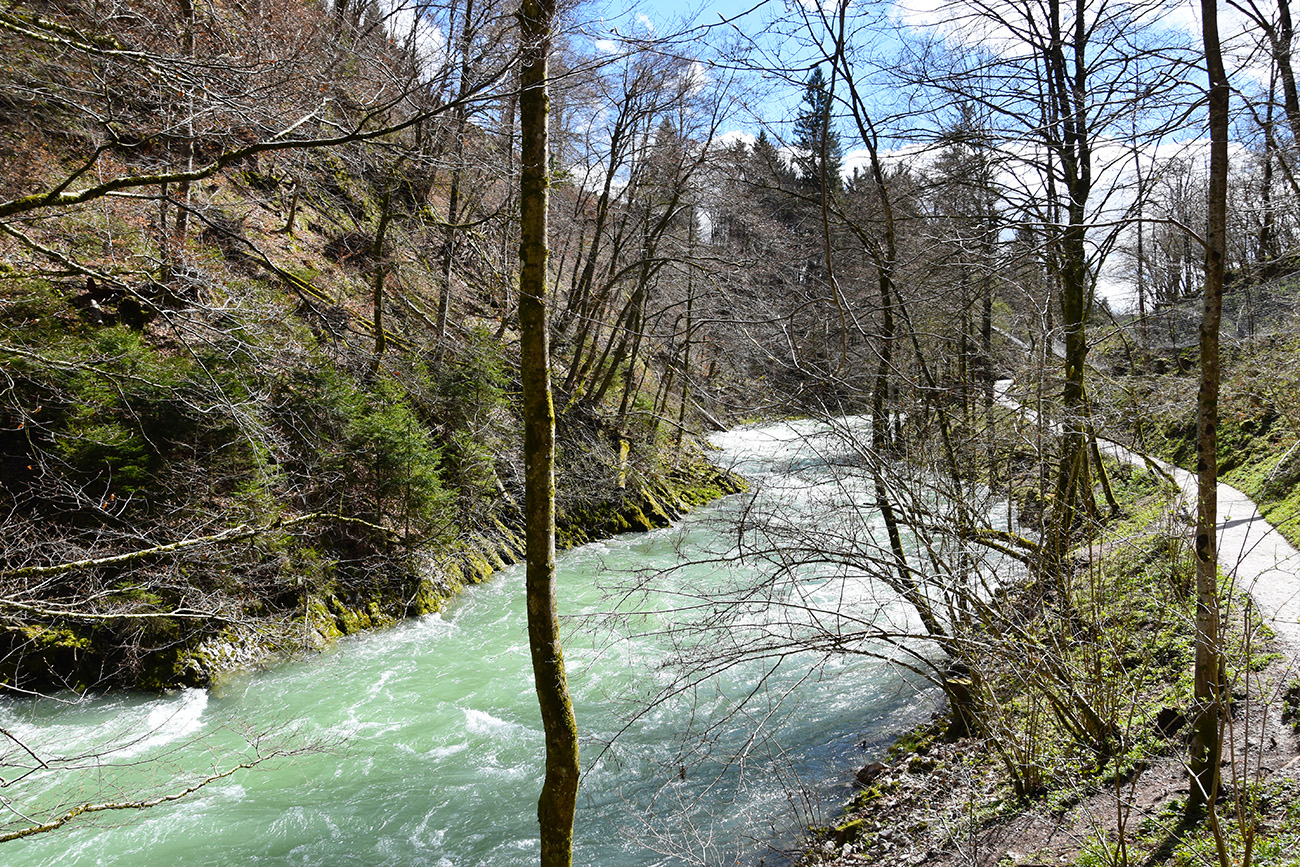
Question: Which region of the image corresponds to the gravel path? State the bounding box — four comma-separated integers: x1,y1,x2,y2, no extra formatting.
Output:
1112,444,1300,650
996,380,1300,651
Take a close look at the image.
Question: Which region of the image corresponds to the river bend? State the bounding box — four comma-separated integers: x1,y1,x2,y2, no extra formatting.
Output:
2,420,941,866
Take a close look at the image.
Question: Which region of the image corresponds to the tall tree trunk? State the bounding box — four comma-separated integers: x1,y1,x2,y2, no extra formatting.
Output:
586,287,640,406
673,274,693,453
1276,0,1300,143
826,4,951,643
1186,0,1228,823
437,0,477,345
370,180,394,368
561,235,630,393
1045,0,1094,568
518,0,579,862
159,0,196,285
283,171,302,235
172,0,195,271
1260,70,1279,271
1135,149,1148,347
980,240,995,475
496,69,518,336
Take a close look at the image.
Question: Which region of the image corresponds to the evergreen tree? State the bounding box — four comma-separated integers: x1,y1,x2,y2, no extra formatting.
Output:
792,66,844,199
750,130,798,224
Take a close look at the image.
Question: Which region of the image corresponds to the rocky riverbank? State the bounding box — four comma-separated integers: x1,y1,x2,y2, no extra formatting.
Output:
801,437,1300,867
806,649,1300,867
4,460,746,694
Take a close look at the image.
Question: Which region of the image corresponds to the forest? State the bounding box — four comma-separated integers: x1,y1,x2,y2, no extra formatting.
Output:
2,0,1300,864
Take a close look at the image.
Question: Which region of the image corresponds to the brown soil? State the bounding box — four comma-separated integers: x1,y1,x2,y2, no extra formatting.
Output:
803,654,1300,866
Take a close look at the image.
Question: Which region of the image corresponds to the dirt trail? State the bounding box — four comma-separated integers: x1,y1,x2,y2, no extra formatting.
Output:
996,380,1300,650
1094,432,1300,649
800,386,1300,867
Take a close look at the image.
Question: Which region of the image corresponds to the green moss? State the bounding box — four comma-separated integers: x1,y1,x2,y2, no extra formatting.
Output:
847,779,901,811
22,623,94,651
887,722,944,760
328,595,367,634
308,597,343,641
829,818,866,846
409,579,443,616
552,461,745,548
461,548,496,584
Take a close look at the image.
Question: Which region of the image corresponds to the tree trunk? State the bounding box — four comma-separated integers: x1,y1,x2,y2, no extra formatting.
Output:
1186,0,1228,822
370,180,394,368
496,68,518,336
518,0,579,862
1276,0,1300,144
171,0,195,276
437,0,477,346
673,277,693,454
1044,0,1094,569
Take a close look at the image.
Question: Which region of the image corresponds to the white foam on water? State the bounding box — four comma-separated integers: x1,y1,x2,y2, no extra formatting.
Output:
405,814,447,849
462,707,520,738
112,688,209,759
421,741,468,760
367,669,396,698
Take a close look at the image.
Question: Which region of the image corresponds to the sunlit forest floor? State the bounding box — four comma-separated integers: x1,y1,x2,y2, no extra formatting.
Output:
805,653,1300,867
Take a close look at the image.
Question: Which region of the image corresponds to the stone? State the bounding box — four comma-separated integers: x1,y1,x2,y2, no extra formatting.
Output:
856,761,888,786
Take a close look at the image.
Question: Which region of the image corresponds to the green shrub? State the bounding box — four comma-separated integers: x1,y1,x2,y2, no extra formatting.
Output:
342,377,454,540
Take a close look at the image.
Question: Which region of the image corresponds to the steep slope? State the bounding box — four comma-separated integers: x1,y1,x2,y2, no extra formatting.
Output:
0,0,743,693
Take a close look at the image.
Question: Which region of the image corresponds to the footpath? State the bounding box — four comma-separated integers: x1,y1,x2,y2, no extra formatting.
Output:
995,380,1300,650
1095,438,1300,649
807,386,1300,867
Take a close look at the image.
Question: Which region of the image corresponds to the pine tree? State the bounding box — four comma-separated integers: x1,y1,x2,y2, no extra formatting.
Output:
793,66,843,199
749,130,798,224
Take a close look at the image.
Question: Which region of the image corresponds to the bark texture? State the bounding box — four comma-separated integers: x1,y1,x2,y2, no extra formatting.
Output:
1187,0,1228,820
517,0,579,862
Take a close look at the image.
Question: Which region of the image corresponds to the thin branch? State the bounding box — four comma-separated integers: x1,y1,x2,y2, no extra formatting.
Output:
0,513,395,582
0,759,264,843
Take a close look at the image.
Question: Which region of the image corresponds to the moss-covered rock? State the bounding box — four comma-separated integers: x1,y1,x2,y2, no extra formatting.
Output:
0,457,746,694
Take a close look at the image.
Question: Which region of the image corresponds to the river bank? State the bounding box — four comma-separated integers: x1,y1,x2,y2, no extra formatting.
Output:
0,419,930,865
290,457,749,667
56,458,749,693
801,403,1300,866
806,651,1300,867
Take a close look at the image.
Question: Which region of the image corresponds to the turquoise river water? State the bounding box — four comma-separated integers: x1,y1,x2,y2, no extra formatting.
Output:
1,420,944,866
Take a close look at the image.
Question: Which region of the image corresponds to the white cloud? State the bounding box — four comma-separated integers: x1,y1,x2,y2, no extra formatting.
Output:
377,0,447,80
889,0,1203,61
712,130,757,149
842,142,929,180
681,59,711,95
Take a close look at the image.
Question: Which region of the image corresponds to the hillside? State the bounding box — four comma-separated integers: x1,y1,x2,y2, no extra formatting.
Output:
0,0,747,693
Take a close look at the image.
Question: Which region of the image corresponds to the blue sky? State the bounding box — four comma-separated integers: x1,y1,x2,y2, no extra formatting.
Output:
571,0,1230,311
578,0,818,132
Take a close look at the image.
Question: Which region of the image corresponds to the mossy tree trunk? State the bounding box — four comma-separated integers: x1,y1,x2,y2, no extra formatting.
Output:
1044,0,1095,570
518,0,579,863
1186,0,1228,824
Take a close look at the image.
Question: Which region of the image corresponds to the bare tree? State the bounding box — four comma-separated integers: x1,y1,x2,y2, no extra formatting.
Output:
517,0,579,863
1187,0,1230,828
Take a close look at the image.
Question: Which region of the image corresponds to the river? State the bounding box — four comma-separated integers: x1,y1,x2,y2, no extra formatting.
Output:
1,420,943,866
